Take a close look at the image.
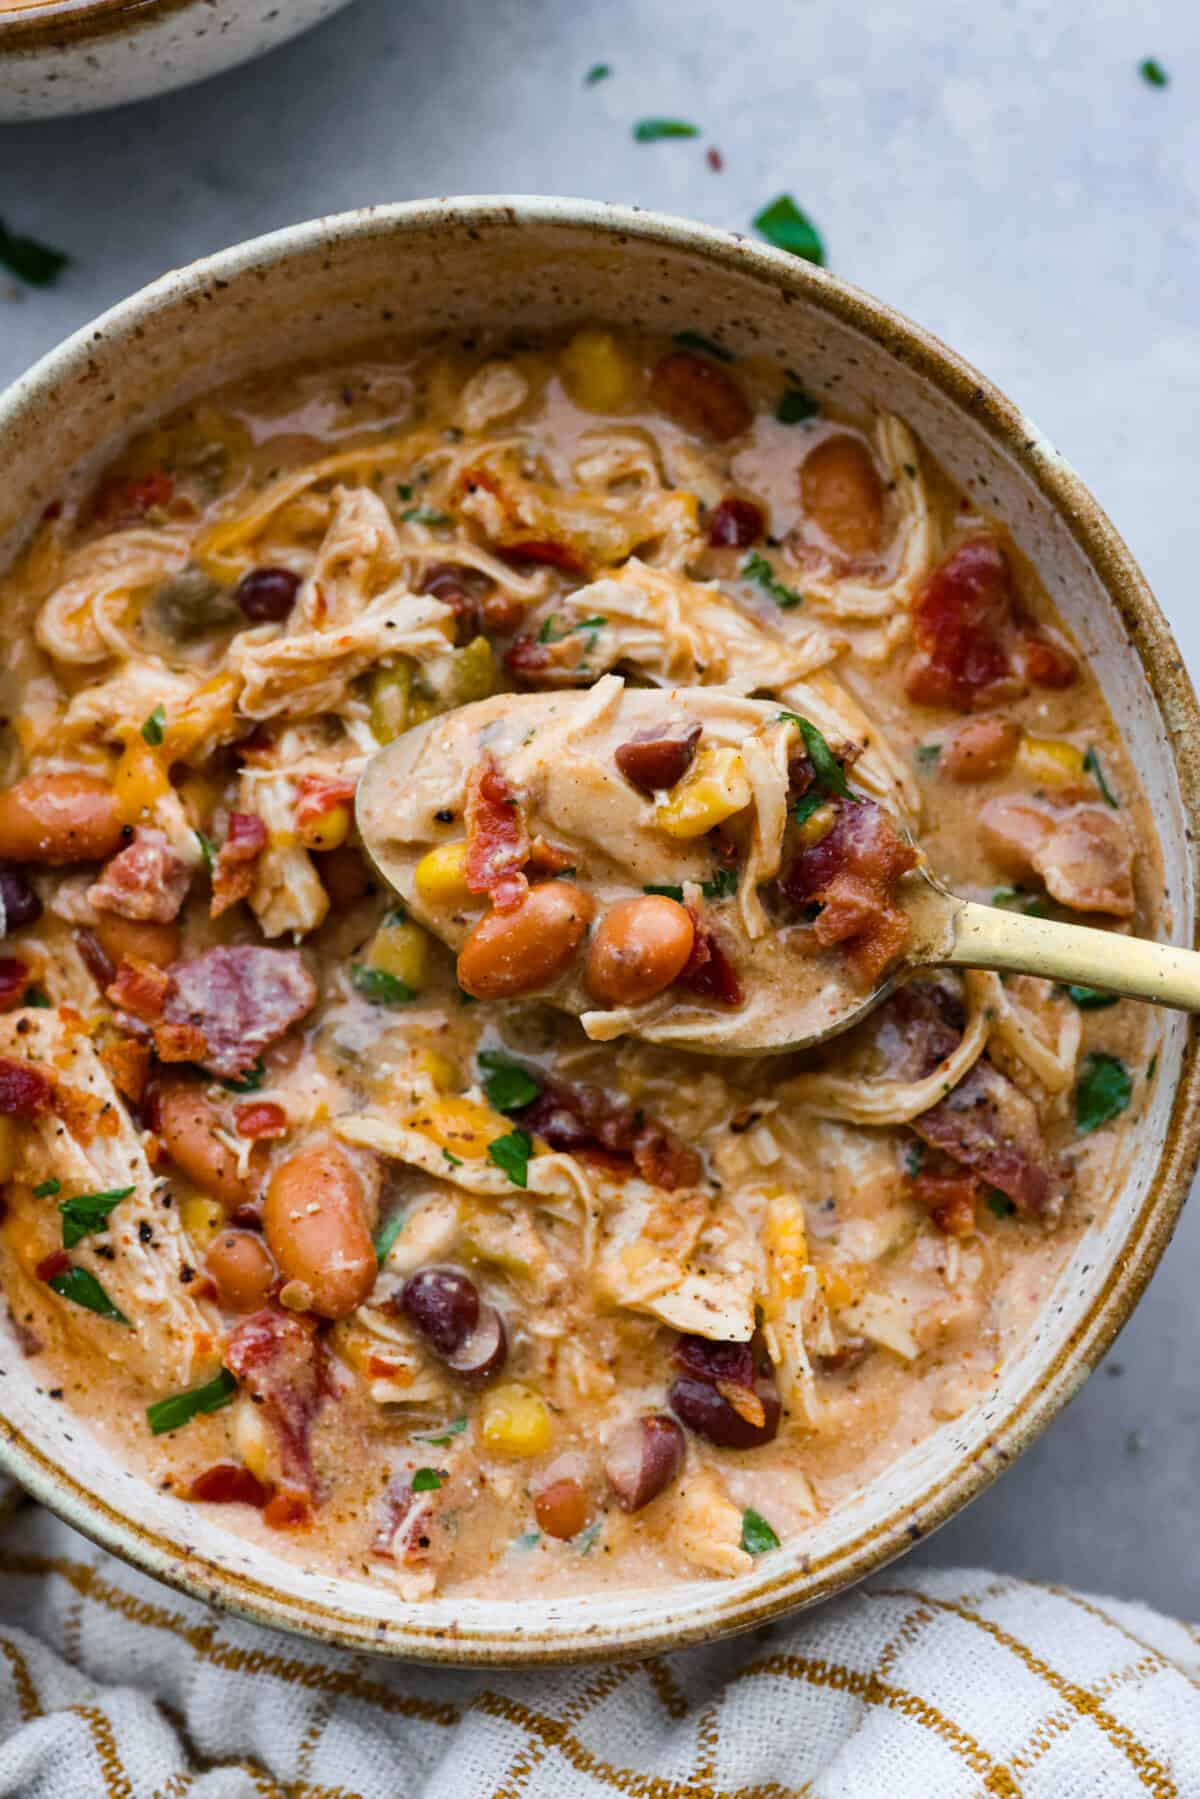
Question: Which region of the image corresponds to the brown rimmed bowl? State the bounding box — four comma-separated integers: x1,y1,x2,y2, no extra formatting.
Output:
0,0,360,121
0,197,1196,1663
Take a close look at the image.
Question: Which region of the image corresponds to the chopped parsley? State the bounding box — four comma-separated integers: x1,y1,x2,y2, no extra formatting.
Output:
33,1179,61,1199
478,1050,540,1113
1139,57,1168,87
904,1140,925,1179
1063,984,1119,1011
1075,1052,1132,1136
644,882,685,901
411,1467,446,1492
140,704,166,747
442,1148,463,1167
25,989,51,1008
514,1530,542,1550
585,62,611,85
0,218,69,288
350,964,415,1006
778,712,857,802
992,887,1048,917
743,550,803,610
741,1507,781,1554
146,1368,237,1436
986,1190,1016,1219
221,1058,265,1094
1083,745,1119,808
47,1264,129,1325
59,1186,135,1249
574,1519,604,1554
915,742,942,769
752,194,826,266
633,118,700,142
400,506,450,526
412,1416,468,1447
673,329,735,364
537,613,607,646
195,830,216,873
792,791,825,828
776,384,818,425
373,1210,407,1267
487,1129,533,1188
1147,1054,1158,1082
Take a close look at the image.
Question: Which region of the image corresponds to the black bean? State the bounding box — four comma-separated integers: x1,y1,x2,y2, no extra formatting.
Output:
604,1414,685,1511
401,1266,480,1358
234,566,301,624
0,865,41,935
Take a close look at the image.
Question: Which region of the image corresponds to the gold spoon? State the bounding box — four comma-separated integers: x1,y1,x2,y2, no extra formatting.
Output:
356,687,1200,1055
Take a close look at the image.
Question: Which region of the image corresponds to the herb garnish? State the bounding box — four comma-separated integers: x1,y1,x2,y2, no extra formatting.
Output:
537,613,607,646
33,1179,61,1199
986,1190,1016,1219
1147,1054,1158,1082
904,1140,924,1179
59,1186,135,1249
478,1050,541,1113
146,1368,237,1436
514,1530,542,1550
1075,1052,1132,1136
141,704,166,747
488,1129,533,1188
412,1416,468,1447
221,1058,266,1094
47,1264,129,1325
701,866,739,903
400,506,450,527
585,62,611,85
1083,745,1119,808
1139,57,1168,87
792,792,825,829
741,1507,781,1554
644,882,685,902
0,218,69,288
195,830,216,873
351,964,415,1006
915,742,941,768
776,385,818,425
743,550,803,610
412,1467,446,1492
633,119,700,142
575,1519,604,1554
373,1210,407,1267
992,887,1048,917
1063,984,1119,1011
778,713,857,802
752,194,826,266
25,989,51,1007
673,329,735,364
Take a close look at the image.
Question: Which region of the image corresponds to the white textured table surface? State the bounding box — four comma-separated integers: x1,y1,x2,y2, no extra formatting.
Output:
1,0,1197,1618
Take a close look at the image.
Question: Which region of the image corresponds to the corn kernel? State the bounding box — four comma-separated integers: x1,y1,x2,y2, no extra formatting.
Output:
656,746,751,838
559,329,641,413
113,733,170,825
815,1261,869,1312
765,1195,809,1304
407,1094,506,1159
180,1193,225,1252
795,801,837,848
481,1383,553,1457
415,1049,458,1093
413,840,473,908
368,915,431,990
1015,736,1086,789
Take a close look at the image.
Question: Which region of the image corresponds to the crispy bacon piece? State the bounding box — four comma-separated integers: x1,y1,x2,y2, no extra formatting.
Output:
783,800,918,983
649,352,752,442
904,537,1023,711
234,1100,288,1140
106,957,169,1023
188,1463,272,1508
75,928,116,989
87,829,191,925
676,915,743,1006
91,469,174,530
157,945,316,1080
980,797,1135,918
294,774,358,833
912,1168,980,1237
614,722,702,795
211,812,268,919
0,1057,55,1116
100,1035,151,1104
0,957,30,1010
373,1476,438,1562
463,755,530,912
513,1075,701,1191
707,497,765,549
224,1308,326,1498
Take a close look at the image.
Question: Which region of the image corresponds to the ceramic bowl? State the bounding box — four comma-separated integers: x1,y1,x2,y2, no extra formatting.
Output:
0,0,359,121
0,198,1197,1664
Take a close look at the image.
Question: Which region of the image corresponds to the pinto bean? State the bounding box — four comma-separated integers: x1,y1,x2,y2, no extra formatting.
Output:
205,1230,277,1312
457,881,594,1000
263,1138,376,1320
0,772,123,866
649,352,752,442
585,896,695,1006
941,716,1021,783
93,912,181,969
604,1415,685,1511
157,1078,256,1210
799,433,885,557
613,722,702,795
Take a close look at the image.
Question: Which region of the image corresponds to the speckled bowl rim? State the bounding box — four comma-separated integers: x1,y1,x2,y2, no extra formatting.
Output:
1,196,1197,1665
0,0,202,51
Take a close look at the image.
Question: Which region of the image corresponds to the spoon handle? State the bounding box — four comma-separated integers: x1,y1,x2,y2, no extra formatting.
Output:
941,900,1200,1009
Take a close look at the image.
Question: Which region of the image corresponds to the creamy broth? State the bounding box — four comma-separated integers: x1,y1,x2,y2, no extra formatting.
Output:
0,330,1159,1598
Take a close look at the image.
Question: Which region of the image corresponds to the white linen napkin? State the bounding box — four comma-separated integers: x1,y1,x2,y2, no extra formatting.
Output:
0,1496,1195,1797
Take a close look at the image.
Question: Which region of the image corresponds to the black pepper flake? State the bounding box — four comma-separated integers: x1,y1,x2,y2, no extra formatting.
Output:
138,1221,153,1244
179,1264,195,1284
435,809,455,824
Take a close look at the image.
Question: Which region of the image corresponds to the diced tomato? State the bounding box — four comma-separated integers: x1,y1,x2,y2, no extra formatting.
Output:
913,1169,979,1236
35,1250,71,1284
188,1463,273,1507
903,537,1022,711
463,754,530,912
91,470,175,530
234,1100,288,1140
1018,625,1078,690
263,1489,312,1530
0,1057,55,1116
